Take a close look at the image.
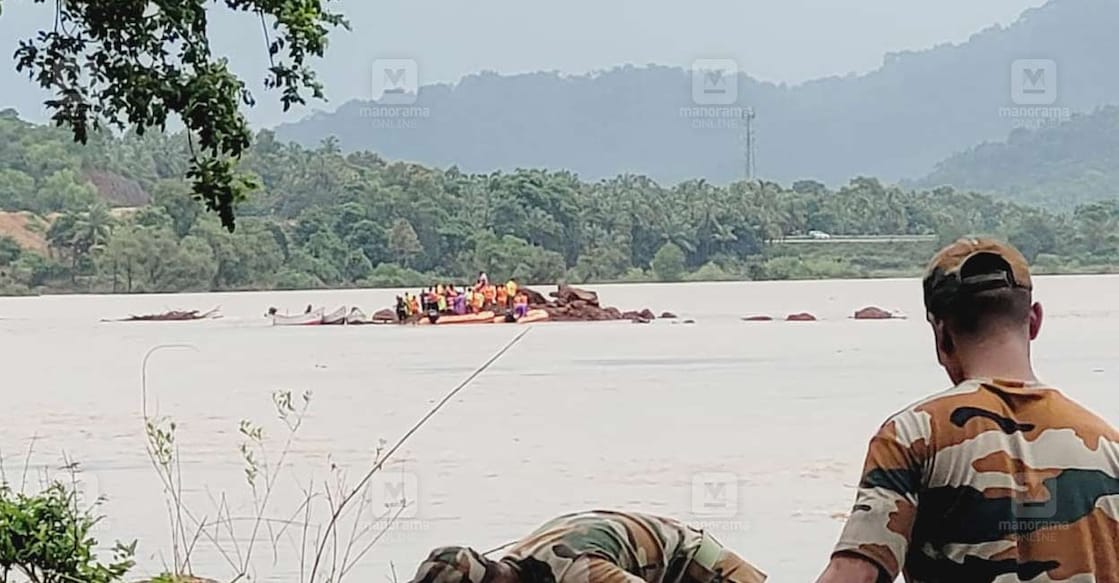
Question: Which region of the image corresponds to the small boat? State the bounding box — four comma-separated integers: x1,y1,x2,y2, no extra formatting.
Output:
272,308,325,326
345,307,373,325
322,306,349,325
417,311,497,325
369,308,400,324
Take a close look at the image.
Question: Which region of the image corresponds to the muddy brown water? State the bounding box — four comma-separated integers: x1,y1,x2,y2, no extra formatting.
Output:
1,276,1116,582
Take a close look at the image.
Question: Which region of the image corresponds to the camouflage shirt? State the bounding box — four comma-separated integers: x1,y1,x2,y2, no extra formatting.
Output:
834,378,1119,583
501,510,706,583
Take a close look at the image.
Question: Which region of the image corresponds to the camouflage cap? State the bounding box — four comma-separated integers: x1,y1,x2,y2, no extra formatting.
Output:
408,546,493,583
923,237,1033,313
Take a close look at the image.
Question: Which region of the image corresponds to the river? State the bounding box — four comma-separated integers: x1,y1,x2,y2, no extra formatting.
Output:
1,276,1116,582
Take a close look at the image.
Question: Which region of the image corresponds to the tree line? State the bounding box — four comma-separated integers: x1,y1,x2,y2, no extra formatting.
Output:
0,113,1117,295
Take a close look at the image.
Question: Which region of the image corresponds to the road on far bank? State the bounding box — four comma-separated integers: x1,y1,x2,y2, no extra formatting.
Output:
777,235,938,244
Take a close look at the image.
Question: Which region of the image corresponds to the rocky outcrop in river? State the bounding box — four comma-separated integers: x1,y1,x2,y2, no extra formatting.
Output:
853,306,903,320
524,284,660,322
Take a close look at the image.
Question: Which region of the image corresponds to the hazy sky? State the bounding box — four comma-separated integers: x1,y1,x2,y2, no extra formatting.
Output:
1,0,1048,127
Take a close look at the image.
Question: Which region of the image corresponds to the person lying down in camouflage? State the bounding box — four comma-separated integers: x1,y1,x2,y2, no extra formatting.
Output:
406,509,767,583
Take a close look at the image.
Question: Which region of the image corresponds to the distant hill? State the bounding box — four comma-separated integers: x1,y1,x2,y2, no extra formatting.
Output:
274,0,1119,187
0,110,151,212
913,106,1119,210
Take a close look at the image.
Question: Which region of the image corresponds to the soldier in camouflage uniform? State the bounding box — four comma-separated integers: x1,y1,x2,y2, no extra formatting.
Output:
817,238,1119,583
406,510,766,583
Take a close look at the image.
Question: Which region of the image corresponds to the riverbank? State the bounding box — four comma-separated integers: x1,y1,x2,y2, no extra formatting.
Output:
4,220,1119,298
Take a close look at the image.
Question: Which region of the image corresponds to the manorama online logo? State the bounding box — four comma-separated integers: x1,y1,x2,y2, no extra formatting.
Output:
371,470,420,519
681,59,749,129
366,470,431,536
363,58,430,128
1000,58,1069,129
689,472,750,531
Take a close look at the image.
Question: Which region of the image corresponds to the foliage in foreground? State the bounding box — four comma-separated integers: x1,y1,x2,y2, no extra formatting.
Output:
143,377,412,583
0,480,135,583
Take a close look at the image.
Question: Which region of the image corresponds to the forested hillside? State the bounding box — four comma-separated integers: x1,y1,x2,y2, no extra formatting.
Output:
274,0,1119,187
916,106,1119,209
1,114,1117,296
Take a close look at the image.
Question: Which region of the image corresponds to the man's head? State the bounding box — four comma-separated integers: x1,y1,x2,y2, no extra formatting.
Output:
407,546,496,583
922,237,1043,383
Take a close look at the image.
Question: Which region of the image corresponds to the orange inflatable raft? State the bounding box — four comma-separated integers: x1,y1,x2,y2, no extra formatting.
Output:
516,309,549,324
492,309,550,324
417,311,496,325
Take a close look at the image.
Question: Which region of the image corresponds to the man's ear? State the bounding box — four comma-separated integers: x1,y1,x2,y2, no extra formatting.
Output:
1028,302,1043,340
931,318,951,352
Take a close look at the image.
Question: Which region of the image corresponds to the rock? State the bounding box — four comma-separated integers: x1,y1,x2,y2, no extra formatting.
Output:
604,307,623,320
551,284,600,306
571,300,588,310
620,310,640,320
632,317,652,324
371,308,398,322
853,306,895,320
660,312,678,319
639,309,656,320
742,315,774,321
520,287,549,307
683,319,696,324
786,312,818,321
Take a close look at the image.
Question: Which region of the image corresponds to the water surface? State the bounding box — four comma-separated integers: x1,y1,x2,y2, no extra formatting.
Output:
2,276,1116,582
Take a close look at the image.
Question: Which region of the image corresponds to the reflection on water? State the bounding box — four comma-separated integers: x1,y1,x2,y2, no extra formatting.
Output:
1,276,1116,582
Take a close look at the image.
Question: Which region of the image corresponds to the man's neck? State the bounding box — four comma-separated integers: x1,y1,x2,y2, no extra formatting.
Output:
958,335,1037,383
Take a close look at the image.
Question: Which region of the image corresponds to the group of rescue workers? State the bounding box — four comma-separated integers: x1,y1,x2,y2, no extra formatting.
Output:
394,272,531,321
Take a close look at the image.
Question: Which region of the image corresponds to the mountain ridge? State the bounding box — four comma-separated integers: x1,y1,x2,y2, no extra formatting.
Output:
274,0,1119,187
913,105,1119,209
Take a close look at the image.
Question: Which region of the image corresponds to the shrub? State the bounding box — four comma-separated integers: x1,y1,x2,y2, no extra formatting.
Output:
0,481,135,583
